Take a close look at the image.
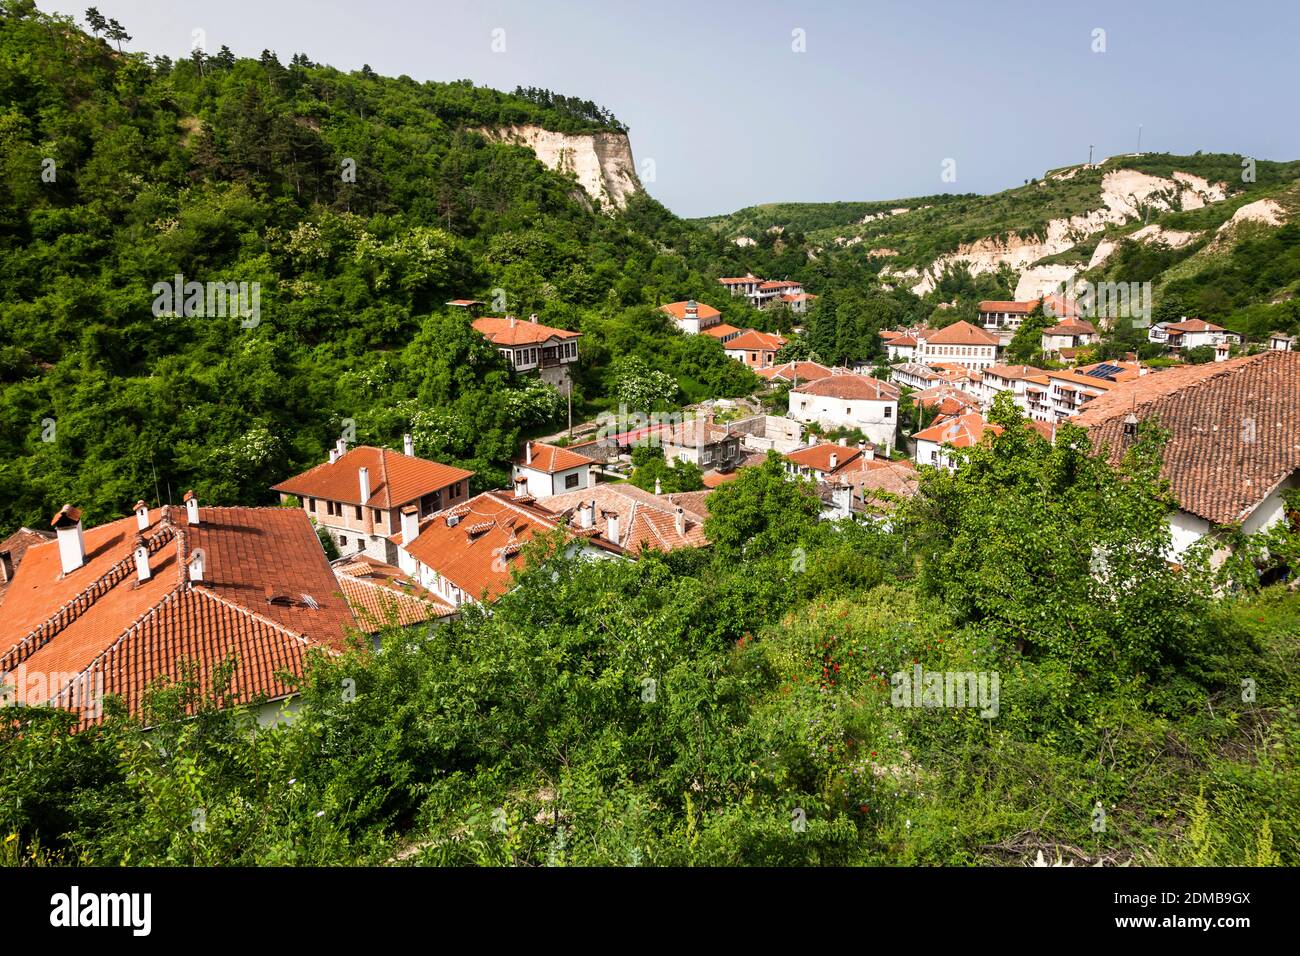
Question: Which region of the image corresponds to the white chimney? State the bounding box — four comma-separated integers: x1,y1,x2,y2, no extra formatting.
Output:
529,313,538,324
329,449,339,464
188,548,205,583
525,442,533,465
134,540,151,582
606,512,621,544
829,452,839,471
358,467,371,505
839,437,847,446
577,501,594,529
134,500,150,531
403,433,415,456
865,444,875,461
184,490,199,525
400,505,418,544
654,476,662,496
509,315,517,328
674,507,686,536
51,504,85,576
335,438,347,457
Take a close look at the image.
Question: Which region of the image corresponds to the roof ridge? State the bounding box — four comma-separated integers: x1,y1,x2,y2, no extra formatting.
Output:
190,585,325,650
0,522,176,674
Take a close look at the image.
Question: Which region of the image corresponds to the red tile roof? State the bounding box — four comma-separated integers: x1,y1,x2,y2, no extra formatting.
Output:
518,442,592,474
922,321,1000,347
785,443,863,474
979,300,1038,314
401,491,619,602
1043,318,1097,336
660,300,721,322
472,316,581,347
0,505,356,726
984,364,1046,381
725,329,787,351
791,374,899,401
0,527,55,602
1075,351,1300,524
718,274,760,285
333,557,452,633
914,412,1001,449
272,446,473,509
755,361,836,383
543,485,711,552
1164,318,1226,334
702,323,743,339
909,384,978,416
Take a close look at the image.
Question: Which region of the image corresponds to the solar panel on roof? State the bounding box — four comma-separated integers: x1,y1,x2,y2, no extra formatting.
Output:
1085,363,1123,381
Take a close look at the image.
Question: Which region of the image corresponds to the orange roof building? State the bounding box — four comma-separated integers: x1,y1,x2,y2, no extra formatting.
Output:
0,499,357,727
472,315,581,386
660,299,722,335
512,441,596,499
394,490,622,608
273,441,473,564
723,329,788,369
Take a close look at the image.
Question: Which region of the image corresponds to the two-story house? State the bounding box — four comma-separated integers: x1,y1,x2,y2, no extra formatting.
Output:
724,329,787,369
512,441,595,499
788,374,900,450
272,438,473,562
660,299,723,335
915,321,1000,370
472,315,581,388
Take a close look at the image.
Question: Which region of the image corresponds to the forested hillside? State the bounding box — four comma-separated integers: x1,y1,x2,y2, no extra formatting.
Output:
0,2,803,528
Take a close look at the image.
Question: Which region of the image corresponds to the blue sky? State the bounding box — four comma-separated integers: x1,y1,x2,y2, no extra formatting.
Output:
39,0,1300,217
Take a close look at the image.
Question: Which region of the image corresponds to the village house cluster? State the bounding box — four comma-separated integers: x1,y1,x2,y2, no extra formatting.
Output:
4,283,1296,730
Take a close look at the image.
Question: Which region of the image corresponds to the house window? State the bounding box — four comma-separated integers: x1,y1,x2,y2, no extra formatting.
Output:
354,505,363,520
373,508,382,524
306,498,315,512
750,352,758,363
340,535,348,547
884,407,892,419
565,473,580,489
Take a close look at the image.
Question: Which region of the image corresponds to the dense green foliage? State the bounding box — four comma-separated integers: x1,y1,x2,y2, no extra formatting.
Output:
0,3,786,527
3,397,1295,866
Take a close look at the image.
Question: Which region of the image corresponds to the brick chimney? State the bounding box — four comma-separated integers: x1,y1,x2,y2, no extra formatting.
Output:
133,536,151,582
51,504,85,575
403,433,415,456
184,490,200,526
400,504,418,544
134,500,150,531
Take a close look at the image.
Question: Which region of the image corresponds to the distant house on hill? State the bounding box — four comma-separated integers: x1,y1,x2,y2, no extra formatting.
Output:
472,314,581,388
660,299,723,335
724,329,787,369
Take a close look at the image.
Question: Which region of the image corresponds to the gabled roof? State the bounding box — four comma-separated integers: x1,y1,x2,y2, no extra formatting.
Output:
543,485,711,553
1164,318,1226,334
791,374,899,401
914,412,1001,449
400,491,619,602
333,556,452,633
660,300,721,322
0,527,55,600
702,323,743,339
983,364,1046,381
785,443,863,474
725,329,787,351
1043,318,1097,336
1076,351,1300,525
718,274,760,285
0,505,356,726
978,300,1038,314
921,321,1000,347
655,419,734,448
755,361,836,383
518,442,592,474
472,316,581,346
909,384,978,416
272,446,473,509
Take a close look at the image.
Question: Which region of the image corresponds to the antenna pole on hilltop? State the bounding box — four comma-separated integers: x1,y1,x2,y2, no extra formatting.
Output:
1136,124,1143,155
1088,144,1094,165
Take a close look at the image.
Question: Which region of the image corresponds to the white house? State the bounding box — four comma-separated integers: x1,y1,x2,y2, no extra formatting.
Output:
915,321,1000,371
1160,318,1242,352
511,441,594,499
660,299,722,335
979,364,1047,413
788,374,899,449
1040,318,1098,357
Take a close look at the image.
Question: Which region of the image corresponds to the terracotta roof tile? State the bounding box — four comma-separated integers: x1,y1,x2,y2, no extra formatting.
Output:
472,316,581,346
1076,351,1300,524
518,442,593,474
792,374,899,401
921,321,1000,347
272,446,472,509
